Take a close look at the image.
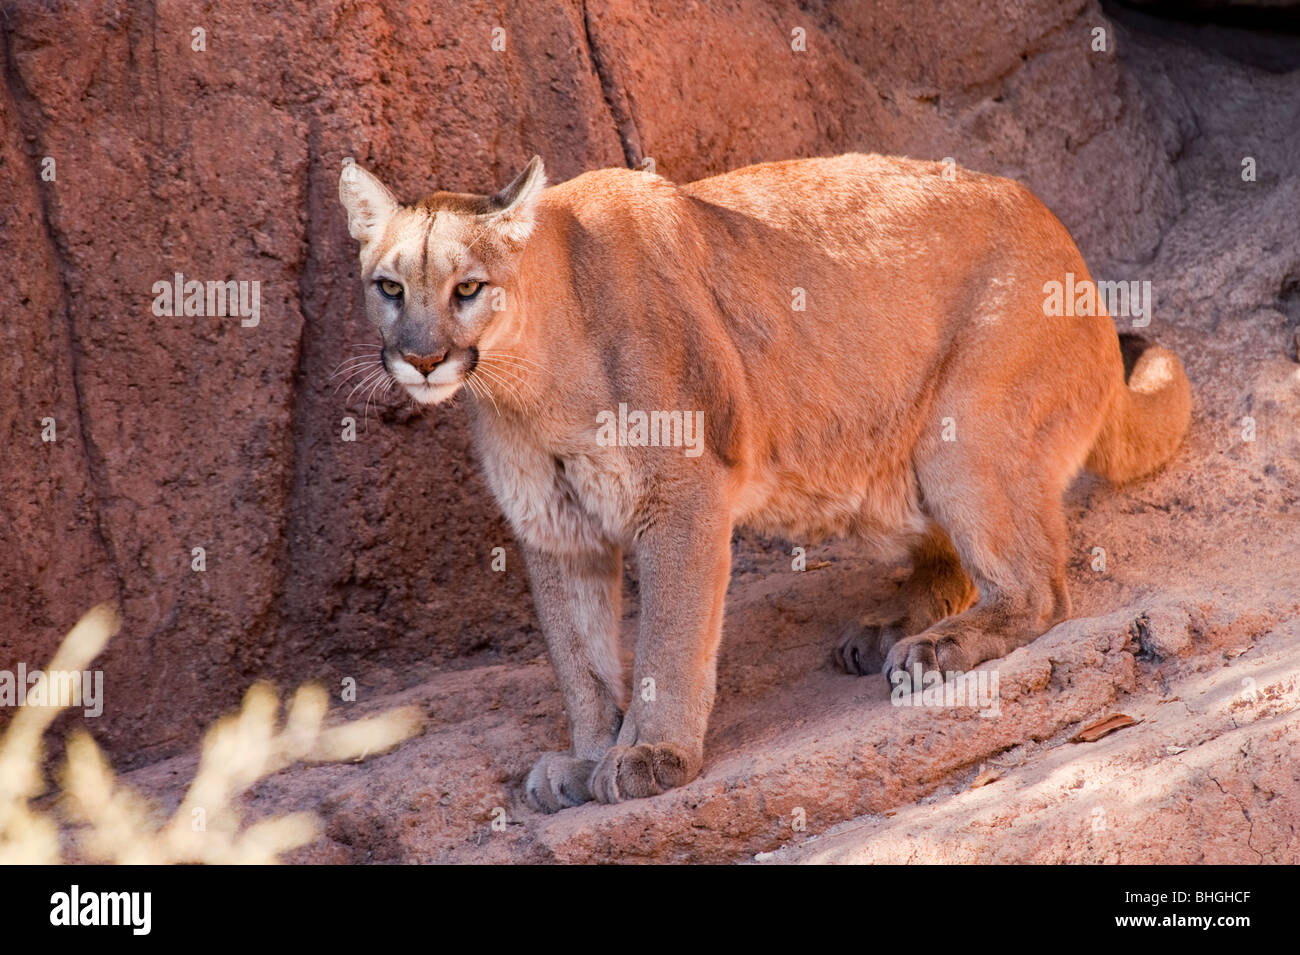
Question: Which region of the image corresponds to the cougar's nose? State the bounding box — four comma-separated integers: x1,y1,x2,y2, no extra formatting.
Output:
402,350,448,375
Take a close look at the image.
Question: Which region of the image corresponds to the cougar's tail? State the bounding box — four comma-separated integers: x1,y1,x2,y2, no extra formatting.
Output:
1085,333,1192,484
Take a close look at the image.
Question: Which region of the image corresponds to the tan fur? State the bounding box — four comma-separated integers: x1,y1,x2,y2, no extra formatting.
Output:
1086,339,1193,483
339,153,1192,811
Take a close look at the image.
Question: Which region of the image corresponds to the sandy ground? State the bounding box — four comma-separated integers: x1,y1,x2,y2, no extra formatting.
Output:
117,22,1300,864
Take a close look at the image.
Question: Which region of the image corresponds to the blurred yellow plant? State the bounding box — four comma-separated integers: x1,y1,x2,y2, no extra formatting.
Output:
0,603,422,864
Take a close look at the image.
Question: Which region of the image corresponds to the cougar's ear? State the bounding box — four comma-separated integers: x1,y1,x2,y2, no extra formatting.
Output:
338,160,399,248
486,155,547,245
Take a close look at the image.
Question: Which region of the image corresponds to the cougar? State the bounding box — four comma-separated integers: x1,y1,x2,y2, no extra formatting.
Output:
338,153,1191,812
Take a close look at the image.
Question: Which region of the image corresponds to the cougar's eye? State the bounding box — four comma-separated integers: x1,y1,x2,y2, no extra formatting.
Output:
454,279,483,300
376,279,403,299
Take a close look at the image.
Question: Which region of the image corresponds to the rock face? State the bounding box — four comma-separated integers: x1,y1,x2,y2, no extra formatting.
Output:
1,0,1186,765
5,1,1300,869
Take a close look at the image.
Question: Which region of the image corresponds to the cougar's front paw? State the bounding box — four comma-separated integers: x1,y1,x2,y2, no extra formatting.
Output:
882,632,972,686
834,621,904,676
525,752,597,813
588,742,697,804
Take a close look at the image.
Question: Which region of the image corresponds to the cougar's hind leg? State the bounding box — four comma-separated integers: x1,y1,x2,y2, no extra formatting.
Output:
882,453,1071,684
834,521,977,676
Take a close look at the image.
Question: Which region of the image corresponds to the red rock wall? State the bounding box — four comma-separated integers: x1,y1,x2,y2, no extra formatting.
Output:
0,0,1178,765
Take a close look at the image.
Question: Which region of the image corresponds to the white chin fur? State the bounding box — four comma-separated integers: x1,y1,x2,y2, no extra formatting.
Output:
406,381,462,405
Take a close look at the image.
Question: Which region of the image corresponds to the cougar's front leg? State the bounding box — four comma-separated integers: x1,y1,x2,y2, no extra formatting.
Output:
522,543,625,813
589,495,732,804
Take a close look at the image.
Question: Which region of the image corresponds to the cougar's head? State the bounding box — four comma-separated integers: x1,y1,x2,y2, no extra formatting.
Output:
338,156,546,405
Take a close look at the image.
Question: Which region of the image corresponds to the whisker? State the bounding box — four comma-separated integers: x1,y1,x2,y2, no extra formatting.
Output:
362,371,390,430
479,353,541,387
473,362,535,417
331,355,378,369
479,356,544,408
371,374,396,424
361,374,378,424
482,351,543,371
331,352,380,367
349,370,384,408
329,357,379,380
346,367,385,405
332,372,373,396
466,370,503,417
333,363,380,394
